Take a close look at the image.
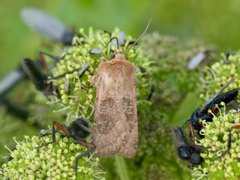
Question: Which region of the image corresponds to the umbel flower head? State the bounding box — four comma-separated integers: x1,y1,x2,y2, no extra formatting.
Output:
141,32,218,113
199,51,240,103
50,27,152,121
1,134,105,180
192,106,240,179
124,33,218,180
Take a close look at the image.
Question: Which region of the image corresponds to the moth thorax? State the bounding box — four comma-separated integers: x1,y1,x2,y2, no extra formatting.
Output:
114,51,125,60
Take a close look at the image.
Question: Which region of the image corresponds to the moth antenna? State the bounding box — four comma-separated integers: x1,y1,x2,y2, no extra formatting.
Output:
105,37,120,50
125,18,152,52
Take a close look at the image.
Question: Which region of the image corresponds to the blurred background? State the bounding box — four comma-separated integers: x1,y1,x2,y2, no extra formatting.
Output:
1,0,240,178
1,0,240,77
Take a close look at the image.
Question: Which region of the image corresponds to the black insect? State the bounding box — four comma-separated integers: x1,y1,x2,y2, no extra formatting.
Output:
188,87,238,138
0,54,53,119
0,52,61,100
21,8,75,46
49,118,91,142
21,58,55,97
41,118,95,176
172,127,203,166
21,54,90,97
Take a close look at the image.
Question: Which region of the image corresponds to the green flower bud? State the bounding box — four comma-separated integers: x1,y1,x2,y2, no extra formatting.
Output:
1,135,105,179
49,28,152,121
199,51,240,102
192,109,240,179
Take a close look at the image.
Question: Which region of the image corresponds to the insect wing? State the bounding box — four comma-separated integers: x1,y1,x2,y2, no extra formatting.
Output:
201,89,238,114
21,8,66,42
171,128,188,148
92,53,137,158
0,70,25,99
172,128,194,160
187,51,206,70
89,48,102,55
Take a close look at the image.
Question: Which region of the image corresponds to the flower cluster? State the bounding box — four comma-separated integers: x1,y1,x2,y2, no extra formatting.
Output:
2,134,104,179
199,51,240,102
1,28,152,180
191,52,240,179
50,28,152,121
141,32,218,113
193,107,240,179
124,33,218,179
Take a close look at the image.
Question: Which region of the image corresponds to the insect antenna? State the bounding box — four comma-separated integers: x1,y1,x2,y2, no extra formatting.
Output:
125,18,152,52
105,37,120,50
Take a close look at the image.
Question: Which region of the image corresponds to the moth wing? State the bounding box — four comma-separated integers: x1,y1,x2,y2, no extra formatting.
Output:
117,96,138,158
92,58,137,157
92,97,129,157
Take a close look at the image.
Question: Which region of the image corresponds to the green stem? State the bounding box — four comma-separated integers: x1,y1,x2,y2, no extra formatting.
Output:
114,156,130,180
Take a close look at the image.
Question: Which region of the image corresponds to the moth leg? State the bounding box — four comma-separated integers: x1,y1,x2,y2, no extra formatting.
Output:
75,147,96,178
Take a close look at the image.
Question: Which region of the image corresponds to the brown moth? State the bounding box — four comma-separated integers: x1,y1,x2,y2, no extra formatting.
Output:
91,50,137,158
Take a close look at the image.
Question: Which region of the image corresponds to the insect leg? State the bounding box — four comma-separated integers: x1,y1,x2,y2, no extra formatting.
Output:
75,148,96,177
214,123,240,160
38,121,70,148
52,121,71,141
214,129,232,160
49,63,90,80
39,51,62,63
189,122,196,139
147,85,154,100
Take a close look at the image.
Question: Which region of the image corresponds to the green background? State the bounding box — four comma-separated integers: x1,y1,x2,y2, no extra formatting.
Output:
1,0,240,178
1,0,240,77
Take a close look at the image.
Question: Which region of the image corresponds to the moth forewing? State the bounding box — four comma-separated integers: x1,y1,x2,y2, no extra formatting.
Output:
92,52,138,158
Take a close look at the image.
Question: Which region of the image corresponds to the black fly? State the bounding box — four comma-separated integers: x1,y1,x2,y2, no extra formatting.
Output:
172,127,203,166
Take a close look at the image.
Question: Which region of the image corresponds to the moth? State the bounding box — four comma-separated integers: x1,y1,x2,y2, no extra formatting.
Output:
91,50,137,158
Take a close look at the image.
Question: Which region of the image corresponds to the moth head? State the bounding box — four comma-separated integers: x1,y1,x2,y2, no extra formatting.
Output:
114,50,125,60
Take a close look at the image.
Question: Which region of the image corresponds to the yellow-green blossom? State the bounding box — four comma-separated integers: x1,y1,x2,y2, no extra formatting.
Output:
50,27,152,122
2,134,105,180
193,109,240,179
